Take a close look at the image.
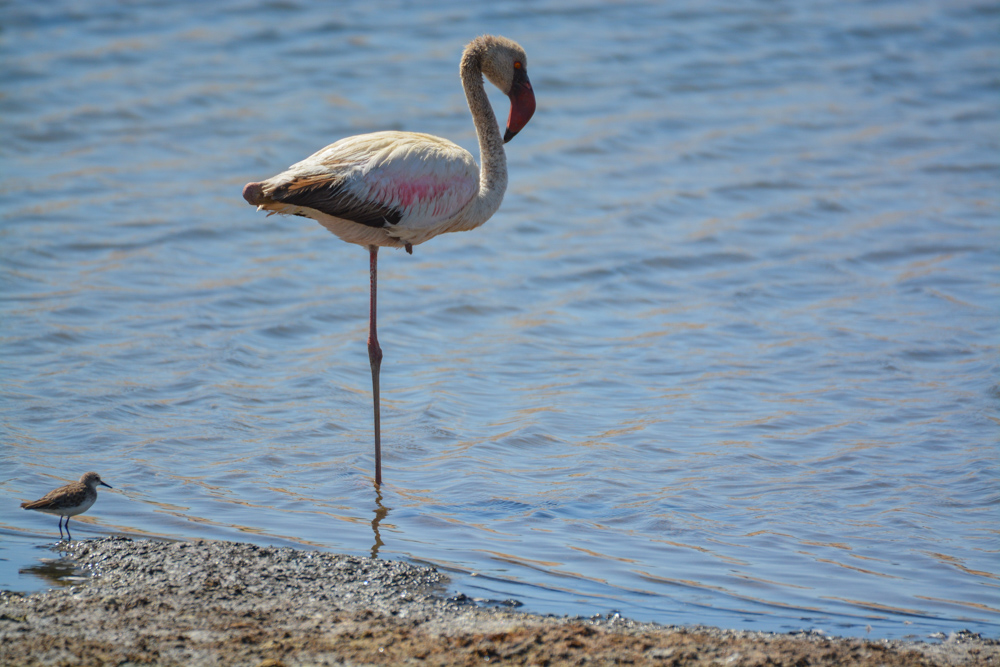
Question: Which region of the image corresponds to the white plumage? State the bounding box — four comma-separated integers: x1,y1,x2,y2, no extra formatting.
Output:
243,35,536,485
250,132,482,249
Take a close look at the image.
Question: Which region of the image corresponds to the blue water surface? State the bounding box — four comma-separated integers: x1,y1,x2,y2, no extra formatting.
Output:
1,0,998,640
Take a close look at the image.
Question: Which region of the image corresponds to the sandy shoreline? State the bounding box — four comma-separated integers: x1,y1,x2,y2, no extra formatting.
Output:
1,537,995,666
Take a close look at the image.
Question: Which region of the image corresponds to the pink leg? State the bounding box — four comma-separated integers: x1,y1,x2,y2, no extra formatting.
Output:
368,246,383,486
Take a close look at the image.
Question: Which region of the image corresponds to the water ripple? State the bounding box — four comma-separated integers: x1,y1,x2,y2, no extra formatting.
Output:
2,0,998,640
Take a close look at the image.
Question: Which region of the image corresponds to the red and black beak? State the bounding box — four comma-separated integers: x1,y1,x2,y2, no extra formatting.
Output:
504,67,536,143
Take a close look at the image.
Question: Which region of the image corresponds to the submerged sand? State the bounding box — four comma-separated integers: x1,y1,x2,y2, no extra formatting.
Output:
1,537,995,666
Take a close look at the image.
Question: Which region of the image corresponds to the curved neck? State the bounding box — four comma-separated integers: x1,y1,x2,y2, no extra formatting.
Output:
460,47,507,226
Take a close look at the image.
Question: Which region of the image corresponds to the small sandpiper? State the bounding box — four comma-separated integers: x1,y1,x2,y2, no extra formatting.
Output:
20,472,112,541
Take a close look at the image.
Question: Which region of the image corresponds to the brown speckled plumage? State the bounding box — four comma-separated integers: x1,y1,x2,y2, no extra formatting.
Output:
21,471,112,541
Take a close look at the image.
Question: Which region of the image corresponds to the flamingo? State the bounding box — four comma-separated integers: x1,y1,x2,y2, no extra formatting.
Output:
242,35,536,485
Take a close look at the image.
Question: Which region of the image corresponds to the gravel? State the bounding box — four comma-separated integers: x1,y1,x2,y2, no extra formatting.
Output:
1,537,995,666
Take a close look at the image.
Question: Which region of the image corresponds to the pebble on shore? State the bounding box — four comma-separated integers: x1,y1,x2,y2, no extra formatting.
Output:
1,537,995,666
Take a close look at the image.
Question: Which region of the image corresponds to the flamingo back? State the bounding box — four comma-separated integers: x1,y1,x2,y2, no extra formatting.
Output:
256,131,480,247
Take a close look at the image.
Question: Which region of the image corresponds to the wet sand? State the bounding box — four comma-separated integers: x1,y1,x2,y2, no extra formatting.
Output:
1,537,995,666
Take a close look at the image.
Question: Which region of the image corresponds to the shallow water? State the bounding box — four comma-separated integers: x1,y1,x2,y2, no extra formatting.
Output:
1,0,998,640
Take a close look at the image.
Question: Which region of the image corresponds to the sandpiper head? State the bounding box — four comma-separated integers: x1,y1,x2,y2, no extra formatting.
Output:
80,471,112,489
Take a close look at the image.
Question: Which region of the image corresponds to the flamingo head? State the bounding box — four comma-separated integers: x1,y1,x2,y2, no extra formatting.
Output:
474,35,537,143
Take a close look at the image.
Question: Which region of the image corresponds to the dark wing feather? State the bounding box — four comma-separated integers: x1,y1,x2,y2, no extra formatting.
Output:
268,174,403,229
